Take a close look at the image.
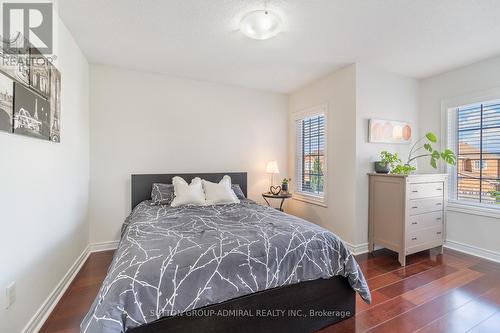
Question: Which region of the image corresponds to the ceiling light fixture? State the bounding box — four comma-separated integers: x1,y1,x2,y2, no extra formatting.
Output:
240,10,282,40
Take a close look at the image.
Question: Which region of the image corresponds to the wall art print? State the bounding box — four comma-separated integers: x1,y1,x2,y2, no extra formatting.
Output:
0,40,61,142
369,119,412,144
0,35,30,85
29,47,50,98
13,82,50,140
49,63,60,142
0,72,14,132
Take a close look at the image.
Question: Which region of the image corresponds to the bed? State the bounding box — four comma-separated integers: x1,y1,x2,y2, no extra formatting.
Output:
81,172,370,333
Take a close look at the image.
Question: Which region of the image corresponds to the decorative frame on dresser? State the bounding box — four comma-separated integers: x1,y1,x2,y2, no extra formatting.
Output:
368,173,448,266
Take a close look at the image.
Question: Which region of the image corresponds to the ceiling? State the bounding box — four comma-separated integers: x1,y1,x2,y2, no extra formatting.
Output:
58,0,500,93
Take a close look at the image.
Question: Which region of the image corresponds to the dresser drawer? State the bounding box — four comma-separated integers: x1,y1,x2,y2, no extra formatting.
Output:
406,239,443,255
407,211,443,232
406,225,443,248
408,197,443,216
408,182,444,199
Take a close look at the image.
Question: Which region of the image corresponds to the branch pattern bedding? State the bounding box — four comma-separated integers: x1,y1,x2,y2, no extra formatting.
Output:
81,199,371,333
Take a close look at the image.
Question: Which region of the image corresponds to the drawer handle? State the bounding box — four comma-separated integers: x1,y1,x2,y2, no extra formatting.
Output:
436,188,442,191
436,203,442,206
436,231,442,235
412,190,418,193
411,222,418,225
412,237,417,240
412,206,418,209
436,217,441,221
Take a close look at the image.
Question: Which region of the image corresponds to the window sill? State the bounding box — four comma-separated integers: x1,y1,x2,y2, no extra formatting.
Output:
292,193,327,208
447,201,500,219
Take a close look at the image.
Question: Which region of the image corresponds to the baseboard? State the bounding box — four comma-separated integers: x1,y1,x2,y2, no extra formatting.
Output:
346,242,369,255
349,239,500,263
22,241,120,333
444,239,500,263
89,240,119,252
21,245,90,333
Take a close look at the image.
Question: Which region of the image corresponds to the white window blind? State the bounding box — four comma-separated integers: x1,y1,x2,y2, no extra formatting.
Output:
293,107,327,203
447,100,500,206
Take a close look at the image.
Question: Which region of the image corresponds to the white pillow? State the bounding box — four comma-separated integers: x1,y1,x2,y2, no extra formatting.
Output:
170,177,206,207
202,175,240,205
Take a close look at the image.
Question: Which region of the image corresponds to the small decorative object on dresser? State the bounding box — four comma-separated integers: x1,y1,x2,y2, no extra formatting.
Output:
368,173,447,266
374,151,400,174
375,133,456,175
374,161,390,174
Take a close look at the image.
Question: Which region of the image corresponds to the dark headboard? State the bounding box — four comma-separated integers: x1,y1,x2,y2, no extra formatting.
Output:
131,172,247,209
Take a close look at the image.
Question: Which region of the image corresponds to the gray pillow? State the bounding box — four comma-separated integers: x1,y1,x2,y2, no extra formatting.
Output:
151,183,175,205
231,184,246,199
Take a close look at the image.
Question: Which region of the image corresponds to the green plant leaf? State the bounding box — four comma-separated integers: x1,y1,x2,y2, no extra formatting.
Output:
441,149,457,165
426,132,437,143
424,143,432,152
432,150,440,159
379,151,401,169
390,164,415,175
430,158,437,168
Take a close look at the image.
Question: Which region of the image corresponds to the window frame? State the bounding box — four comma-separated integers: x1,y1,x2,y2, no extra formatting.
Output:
291,104,328,207
442,89,500,217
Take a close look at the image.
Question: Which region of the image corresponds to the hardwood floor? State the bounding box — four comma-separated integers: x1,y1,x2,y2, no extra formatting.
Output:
39,251,114,333
319,248,500,333
40,248,500,333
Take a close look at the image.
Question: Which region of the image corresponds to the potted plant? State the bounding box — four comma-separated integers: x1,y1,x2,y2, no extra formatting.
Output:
375,151,401,173
281,178,291,192
377,132,457,175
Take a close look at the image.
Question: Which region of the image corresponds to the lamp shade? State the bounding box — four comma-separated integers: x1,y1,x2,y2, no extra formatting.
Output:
266,160,280,174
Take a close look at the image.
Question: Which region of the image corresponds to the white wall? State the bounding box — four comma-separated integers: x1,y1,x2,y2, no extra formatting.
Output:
355,64,419,245
420,55,500,259
289,58,498,257
287,64,420,249
0,13,90,333
89,65,288,243
288,65,358,244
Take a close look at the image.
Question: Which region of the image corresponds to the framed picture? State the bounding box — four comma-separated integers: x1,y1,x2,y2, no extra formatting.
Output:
49,64,61,142
29,47,50,98
13,82,50,140
369,119,412,144
0,72,14,132
0,36,30,85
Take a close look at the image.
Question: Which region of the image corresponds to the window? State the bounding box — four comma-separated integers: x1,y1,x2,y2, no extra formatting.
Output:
447,101,500,206
473,160,487,170
293,105,327,204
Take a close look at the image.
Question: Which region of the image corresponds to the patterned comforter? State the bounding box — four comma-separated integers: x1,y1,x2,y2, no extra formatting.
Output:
81,200,371,333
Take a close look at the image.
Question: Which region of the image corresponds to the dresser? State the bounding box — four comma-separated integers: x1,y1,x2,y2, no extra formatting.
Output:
368,173,447,266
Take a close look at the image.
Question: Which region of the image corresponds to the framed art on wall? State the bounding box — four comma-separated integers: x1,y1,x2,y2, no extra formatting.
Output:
49,64,61,142
0,42,30,85
0,42,61,142
13,82,50,140
29,48,51,98
369,119,412,144
0,72,14,132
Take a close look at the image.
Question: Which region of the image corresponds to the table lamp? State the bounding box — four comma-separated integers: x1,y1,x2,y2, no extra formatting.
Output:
266,160,280,194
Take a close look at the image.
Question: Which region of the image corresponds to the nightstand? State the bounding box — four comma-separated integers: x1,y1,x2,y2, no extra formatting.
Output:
262,193,292,212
